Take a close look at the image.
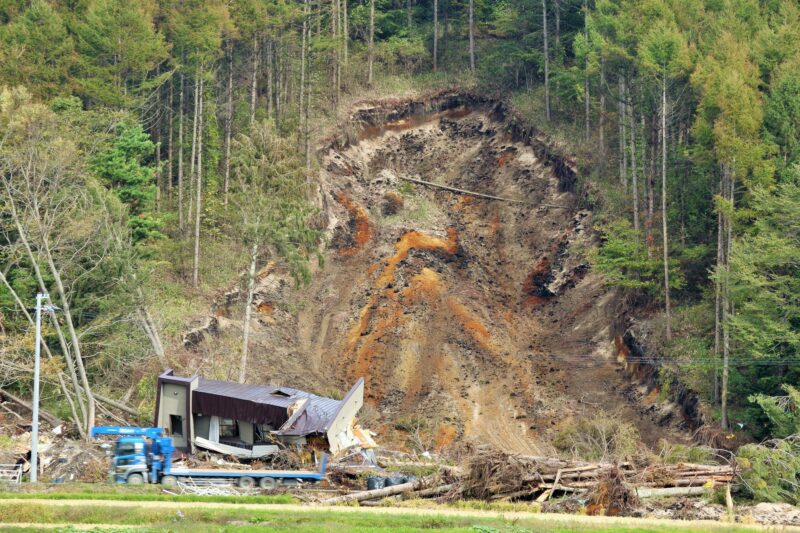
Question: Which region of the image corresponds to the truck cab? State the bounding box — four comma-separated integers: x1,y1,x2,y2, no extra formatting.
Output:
111,437,149,484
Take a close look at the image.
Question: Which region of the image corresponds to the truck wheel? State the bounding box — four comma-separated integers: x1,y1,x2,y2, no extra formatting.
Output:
237,476,256,489
127,473,145,485
160,475,177,487
259,477,277,490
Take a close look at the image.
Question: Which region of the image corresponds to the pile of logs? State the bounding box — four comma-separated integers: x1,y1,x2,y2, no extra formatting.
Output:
321,450,735,506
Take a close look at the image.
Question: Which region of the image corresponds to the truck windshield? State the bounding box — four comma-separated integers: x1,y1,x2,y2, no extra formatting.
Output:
116,442,144,456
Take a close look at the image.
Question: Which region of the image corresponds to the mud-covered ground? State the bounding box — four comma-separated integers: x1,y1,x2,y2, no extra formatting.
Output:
189,94,692,453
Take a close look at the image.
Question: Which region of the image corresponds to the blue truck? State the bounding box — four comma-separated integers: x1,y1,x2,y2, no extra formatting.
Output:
90,426,327,489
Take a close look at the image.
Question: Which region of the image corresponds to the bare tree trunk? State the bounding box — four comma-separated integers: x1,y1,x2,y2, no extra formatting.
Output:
407,0,413,28
266,40,273,120
433,0,438,71
468,0,475,72
40,237,96,434
343,0,348,68
305,11,312,170
188,76,199,229
555,0,560,47
368,0,375,86
3,184,87,427
542,0,550,121
661,79,672,340
713,175,723,405
720,165,734,430
619,77,627,192
646,115,655,255
300,2,308,145
0,269,83,435
167,76,174,201
154,68,162,211
178,74,185,231
584,0,589,142
599,56,606,158
250,34,259,125
628,89,639,233
192,73,204,289
239,242,258,384
224,40,234,206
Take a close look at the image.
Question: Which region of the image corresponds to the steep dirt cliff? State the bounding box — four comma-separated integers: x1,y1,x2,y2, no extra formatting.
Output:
188,93,690,453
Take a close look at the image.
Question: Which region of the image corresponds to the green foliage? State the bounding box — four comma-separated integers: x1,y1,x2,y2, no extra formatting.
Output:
91,122,162,242
231,122,321,286
749,385,800,438
736,438,800,503
592,219,684,297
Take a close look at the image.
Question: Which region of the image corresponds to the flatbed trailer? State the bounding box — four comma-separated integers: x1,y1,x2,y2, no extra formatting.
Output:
90,426,327,489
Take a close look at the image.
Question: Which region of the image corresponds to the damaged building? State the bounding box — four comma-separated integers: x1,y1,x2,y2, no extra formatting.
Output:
154,370,375,458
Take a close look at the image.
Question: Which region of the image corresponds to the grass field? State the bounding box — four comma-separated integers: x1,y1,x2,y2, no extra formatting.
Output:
0,498,771,533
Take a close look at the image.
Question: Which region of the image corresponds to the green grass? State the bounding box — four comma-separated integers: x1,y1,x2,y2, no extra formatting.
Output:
0,491,295,505
0,501,765,532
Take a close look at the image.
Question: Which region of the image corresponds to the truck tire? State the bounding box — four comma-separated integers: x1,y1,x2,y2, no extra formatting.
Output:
259,477,277,490
160,475,177,487
238,476,256,489
127,473,145,485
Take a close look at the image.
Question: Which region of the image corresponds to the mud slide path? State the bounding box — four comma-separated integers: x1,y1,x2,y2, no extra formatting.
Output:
286,94,688,452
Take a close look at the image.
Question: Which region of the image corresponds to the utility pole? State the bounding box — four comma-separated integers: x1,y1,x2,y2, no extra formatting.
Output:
31,293,56,482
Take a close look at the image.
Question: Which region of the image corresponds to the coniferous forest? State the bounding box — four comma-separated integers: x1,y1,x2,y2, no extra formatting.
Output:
1,0,799,459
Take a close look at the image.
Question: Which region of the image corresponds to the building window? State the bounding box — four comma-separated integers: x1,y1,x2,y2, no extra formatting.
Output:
170,414,183,437
219,418,238,439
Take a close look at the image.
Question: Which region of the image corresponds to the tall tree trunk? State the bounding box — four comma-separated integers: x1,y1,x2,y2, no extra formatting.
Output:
646,115,655,255
584,0,589,142
661,79,672,340
3,188,87,428
192,73,204,289
250,34,259,125
300,2,308,146
468,0,475,72
555,0,560,48
343,0,348,68
713,175,724,405
407,0,413,28
154,74,162,211
0,270,83,435
178,74,185,231
433,0,438,71
619,77,627,192
167,76,174,201
188,76,199,229
305,7,312,170
368,0,375,86
239,242,258,384
720,165,734,430
39,237,96,434
224,41,234,206
599,56,606,158
542,0,550,121
266,41,274,120
628,89,639,233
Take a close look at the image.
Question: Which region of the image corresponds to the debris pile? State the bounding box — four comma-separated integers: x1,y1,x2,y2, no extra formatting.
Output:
321,448,735,509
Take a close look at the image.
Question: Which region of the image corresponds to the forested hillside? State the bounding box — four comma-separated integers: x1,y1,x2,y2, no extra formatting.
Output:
1,0,799,446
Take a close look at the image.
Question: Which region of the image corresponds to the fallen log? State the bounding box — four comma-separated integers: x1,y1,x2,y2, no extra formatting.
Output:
398,176,529,204
0,387,61,426
411,484,455,499
322,476,431,505
636,487,708,498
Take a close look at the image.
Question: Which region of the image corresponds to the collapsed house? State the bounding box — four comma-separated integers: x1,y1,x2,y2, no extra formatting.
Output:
154,370,376,458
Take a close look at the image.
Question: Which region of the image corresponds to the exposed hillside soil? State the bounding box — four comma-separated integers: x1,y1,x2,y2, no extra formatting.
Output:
192,93,691,453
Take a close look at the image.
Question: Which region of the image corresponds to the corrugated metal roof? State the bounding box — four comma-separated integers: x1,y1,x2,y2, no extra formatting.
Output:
192,378,343,436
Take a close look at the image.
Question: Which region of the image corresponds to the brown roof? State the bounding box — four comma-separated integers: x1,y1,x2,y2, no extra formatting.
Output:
191,378,344,436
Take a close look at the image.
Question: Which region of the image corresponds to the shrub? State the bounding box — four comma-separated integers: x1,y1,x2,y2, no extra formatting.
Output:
554,413,640,461
736,437,800,504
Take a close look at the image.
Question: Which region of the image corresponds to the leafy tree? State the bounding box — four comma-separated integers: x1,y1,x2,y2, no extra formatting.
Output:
91,123,162,242
0,1,74,100
750,385,800,438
